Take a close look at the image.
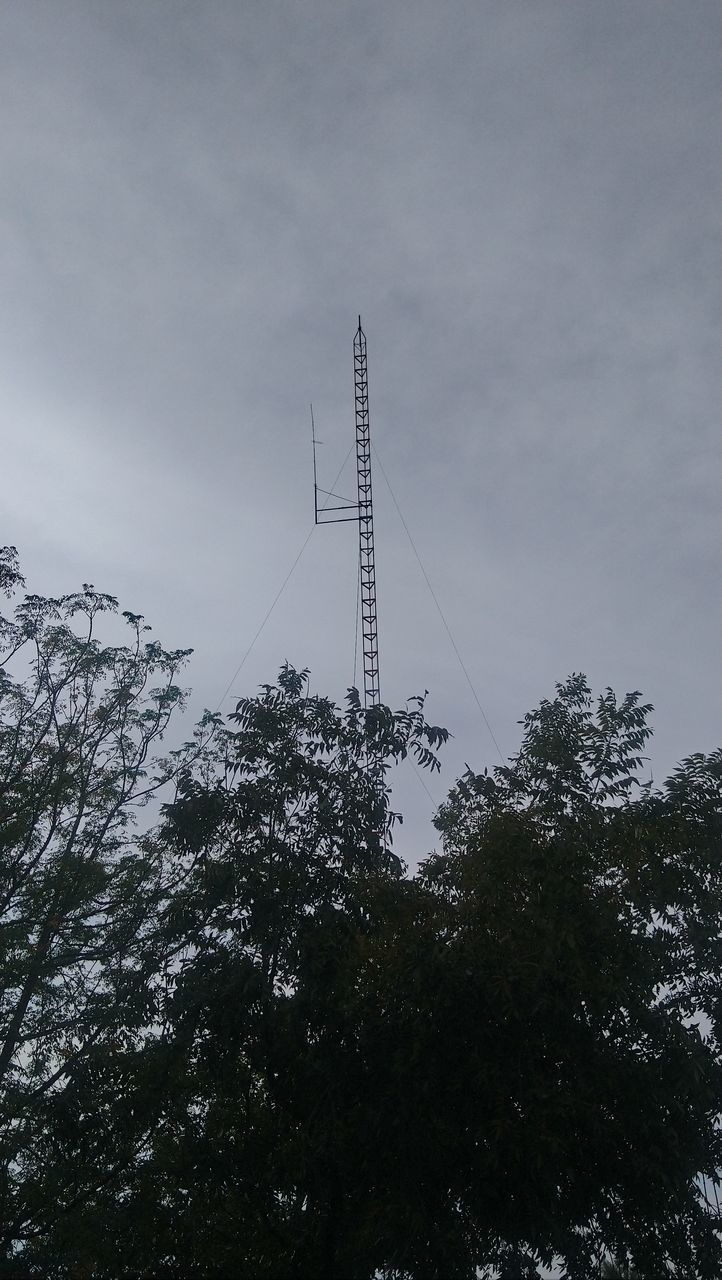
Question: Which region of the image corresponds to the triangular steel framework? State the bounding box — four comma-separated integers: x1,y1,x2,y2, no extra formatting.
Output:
313,317,380,711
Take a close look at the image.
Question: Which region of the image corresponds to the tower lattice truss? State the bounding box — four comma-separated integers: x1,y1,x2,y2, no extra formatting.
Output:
353,320,380,709
313,318,380,711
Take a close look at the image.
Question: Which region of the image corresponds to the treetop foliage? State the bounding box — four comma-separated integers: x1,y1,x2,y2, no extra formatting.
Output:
0,547,720,1279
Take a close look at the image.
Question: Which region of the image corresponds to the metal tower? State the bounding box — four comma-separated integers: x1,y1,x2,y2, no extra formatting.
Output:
353,319,380,709
313,317,380,710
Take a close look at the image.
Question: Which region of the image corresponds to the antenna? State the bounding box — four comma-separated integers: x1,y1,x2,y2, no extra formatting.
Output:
353,318,380,709
313,317,380,710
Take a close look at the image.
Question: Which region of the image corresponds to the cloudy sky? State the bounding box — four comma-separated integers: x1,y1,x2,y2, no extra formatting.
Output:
2,0,719,860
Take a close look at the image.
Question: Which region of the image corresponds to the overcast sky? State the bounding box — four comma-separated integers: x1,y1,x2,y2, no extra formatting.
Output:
2,0,719,861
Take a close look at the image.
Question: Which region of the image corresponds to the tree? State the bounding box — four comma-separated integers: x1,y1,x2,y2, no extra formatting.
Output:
115,670,448,1279
3,546,720,1280
132,673,720,1280
0,547,201,1273
7,650,448,1278
399,675,722,1277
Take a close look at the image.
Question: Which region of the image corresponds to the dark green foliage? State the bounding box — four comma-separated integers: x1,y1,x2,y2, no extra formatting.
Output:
0,548,201,1272
1,549,720,1278
99,666,449,1279
408,676,722,1276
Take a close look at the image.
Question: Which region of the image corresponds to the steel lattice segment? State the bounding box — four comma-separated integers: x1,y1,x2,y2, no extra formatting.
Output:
354,319,380,710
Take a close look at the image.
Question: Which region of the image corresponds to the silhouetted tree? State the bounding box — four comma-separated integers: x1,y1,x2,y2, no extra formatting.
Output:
0,547,202,1274
88,667,448,1279
404,676,722,1276
2,547,720,1279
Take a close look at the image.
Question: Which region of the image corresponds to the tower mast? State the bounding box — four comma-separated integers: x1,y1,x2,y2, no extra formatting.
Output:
353,318,380,709
313,316,380,710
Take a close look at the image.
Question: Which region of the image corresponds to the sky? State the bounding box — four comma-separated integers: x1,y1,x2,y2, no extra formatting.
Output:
1,0,720,863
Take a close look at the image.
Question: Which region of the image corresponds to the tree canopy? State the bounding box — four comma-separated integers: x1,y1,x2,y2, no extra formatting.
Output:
0,547,720,1279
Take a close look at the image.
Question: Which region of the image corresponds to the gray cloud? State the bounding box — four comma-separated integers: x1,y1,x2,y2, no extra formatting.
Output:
1,0,719,859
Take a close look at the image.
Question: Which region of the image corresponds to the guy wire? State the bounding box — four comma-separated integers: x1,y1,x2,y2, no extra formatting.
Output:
215,441,355,713
371,443,504,765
